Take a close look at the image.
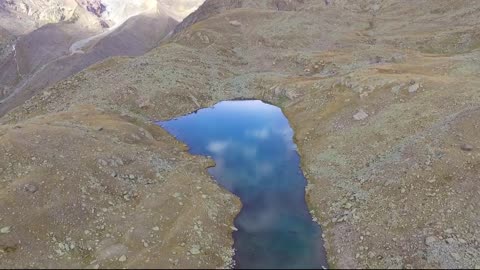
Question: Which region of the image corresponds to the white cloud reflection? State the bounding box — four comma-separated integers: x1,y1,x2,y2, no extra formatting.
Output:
242,145,257,158
256,161,273,176
246,127,270,140
207,140,230,154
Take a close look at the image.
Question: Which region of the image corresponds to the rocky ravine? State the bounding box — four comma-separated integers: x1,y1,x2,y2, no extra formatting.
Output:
1,0,480,268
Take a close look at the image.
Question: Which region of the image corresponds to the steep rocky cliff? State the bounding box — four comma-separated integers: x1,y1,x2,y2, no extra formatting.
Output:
1,0,480,268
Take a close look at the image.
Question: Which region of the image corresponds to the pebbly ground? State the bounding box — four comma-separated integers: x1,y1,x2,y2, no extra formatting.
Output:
1,0,480,268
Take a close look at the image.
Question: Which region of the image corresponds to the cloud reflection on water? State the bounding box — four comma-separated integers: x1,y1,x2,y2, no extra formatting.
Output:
158,100,327,269
246,127,270,140
206,140,230,154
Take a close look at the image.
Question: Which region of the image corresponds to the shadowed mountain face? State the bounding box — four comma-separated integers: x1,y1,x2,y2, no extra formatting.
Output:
0,1,181,117
2,0,480,269
81,0,107,17
0,10,178,116
0,0,173,33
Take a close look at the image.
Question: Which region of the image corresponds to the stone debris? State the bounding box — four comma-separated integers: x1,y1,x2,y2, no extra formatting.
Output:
229,20,242,27
425,236,437,246
408,83,420,93
190,245,201,255
353,110,369,121
460,144,474,151
450,252,461,261
446,238,455,244
0,226,11,234
24,183,38,193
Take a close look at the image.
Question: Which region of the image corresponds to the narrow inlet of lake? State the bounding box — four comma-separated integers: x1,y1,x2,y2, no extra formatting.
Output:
157,100,328,269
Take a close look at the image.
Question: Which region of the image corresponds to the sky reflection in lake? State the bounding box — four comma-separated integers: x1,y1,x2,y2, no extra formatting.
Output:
158,100,327,269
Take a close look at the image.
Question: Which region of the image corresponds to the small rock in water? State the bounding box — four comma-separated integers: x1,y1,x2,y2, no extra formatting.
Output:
353,110,369,121
118,255,127,262
0,226,11,234
460,144,474,151
24,183,38,193
152,226,160,231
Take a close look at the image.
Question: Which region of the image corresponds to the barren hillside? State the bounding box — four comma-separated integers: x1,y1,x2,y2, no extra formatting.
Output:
1,0,480,268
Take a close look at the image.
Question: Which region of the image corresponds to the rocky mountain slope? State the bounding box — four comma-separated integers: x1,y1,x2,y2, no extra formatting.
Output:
0,0,179,117
1,0,480,268
0,0,91,35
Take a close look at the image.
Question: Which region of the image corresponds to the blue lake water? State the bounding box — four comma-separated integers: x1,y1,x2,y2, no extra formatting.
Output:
157,100,327,269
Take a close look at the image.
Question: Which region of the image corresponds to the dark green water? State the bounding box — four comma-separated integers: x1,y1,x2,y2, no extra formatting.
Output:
157,100,327,269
